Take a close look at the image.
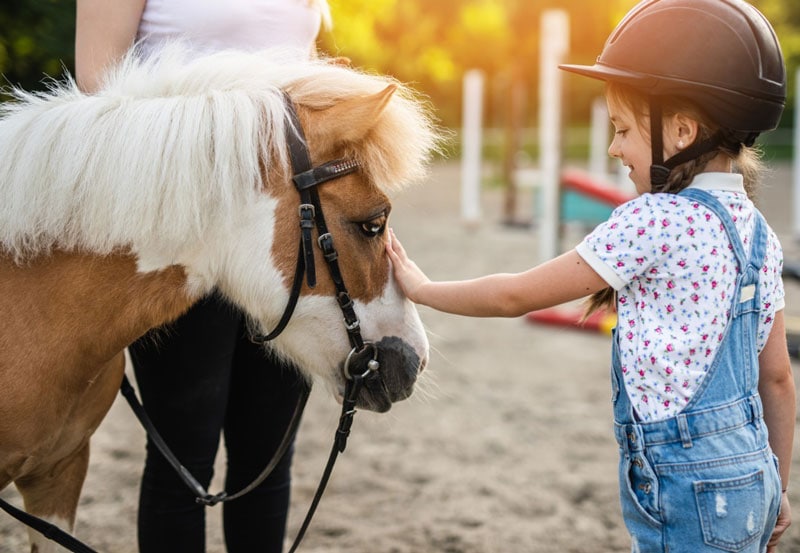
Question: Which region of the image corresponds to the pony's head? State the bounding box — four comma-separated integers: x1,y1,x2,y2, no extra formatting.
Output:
0,46,440,411
245,55,440,412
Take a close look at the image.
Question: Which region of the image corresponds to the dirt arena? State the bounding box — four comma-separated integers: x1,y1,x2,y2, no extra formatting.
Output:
2,161,800,552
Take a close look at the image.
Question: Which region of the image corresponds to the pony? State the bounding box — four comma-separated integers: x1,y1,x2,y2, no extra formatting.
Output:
0,46,440,552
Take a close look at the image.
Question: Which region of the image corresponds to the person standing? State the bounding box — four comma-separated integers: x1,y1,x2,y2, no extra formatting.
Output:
74,2,330,551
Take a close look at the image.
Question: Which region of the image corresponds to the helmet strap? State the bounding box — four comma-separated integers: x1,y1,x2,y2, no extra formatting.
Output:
649,99,669,186
648,97,722,189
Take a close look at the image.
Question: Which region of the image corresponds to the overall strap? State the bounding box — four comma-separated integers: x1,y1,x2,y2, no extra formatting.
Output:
678,188,768,309
678,188,748,272
677,187,767,404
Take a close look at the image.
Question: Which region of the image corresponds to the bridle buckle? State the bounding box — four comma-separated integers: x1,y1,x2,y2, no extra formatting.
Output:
298,203,315,218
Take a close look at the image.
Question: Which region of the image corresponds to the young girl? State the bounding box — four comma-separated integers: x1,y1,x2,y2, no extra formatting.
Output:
388,1,795,551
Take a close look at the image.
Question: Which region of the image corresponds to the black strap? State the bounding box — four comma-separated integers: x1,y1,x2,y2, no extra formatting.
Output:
649,98,666,184
251,236,306,343
293,159,360,192
648,97,723,188
283,91,318,289
120,374,310,506
287,374,363,553
0,497,99,553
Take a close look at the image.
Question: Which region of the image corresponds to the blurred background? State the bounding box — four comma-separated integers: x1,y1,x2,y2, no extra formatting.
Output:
3,3,800,552
1,0,798,159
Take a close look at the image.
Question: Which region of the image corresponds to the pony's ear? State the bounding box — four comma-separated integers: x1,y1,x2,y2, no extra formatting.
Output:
313,84,397,146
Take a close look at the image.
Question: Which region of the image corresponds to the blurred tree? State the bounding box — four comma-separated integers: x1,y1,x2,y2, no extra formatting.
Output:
321,0,799,131
753,0,800,129
0,0,795,131
0,0,75,100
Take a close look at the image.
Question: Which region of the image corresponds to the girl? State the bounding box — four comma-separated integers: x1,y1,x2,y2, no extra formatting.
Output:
388,1,794,551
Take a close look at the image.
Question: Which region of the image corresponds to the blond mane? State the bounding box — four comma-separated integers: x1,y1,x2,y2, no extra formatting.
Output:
0,45,439,262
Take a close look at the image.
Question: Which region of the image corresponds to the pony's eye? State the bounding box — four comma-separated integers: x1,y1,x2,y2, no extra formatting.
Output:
359,216,387,238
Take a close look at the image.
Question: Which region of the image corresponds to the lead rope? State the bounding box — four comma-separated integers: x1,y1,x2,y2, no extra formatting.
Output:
119,374,311,506
0,367,338,553
287,371,365,553
0,497,98,553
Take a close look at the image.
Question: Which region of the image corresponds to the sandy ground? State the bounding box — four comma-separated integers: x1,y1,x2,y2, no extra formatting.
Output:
2,161,800,553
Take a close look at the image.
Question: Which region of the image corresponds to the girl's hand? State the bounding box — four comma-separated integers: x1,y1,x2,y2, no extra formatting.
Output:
767,492,791,552
386,229,430,303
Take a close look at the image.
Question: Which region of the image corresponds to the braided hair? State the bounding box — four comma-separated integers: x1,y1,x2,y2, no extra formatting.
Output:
583,83,764,317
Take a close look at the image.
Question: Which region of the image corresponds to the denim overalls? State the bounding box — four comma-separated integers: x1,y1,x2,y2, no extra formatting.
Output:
611,189,782,552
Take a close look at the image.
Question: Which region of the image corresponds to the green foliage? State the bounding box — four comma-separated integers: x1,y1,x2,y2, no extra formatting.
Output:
321,0,800,131
0,0,75,100
321,0,618,127
752,0,800,129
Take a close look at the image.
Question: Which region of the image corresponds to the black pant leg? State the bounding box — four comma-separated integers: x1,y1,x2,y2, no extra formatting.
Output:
131,293,240,553
222,334,306,553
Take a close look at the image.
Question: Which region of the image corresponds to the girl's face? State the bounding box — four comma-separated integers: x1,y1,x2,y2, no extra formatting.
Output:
607,96,653,194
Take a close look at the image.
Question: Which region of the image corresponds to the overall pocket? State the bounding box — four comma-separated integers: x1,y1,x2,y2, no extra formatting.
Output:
694,470,766,552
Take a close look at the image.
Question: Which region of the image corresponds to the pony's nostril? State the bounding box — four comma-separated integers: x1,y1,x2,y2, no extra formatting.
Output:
417,356,428,374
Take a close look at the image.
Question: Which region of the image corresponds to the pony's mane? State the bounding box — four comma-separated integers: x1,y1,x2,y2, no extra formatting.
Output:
0,45,440,261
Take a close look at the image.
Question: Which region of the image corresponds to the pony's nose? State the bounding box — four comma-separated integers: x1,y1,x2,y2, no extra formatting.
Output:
374,335,422,383
354,335,421,412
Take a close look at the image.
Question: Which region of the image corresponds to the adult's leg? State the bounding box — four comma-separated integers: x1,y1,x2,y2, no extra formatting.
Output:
130,292,240,553
222,331,306,553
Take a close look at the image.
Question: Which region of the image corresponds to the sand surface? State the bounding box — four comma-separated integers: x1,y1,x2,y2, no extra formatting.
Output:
2,161,800,552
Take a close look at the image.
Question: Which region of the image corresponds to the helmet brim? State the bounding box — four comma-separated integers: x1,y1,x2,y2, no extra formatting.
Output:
559,63,659,90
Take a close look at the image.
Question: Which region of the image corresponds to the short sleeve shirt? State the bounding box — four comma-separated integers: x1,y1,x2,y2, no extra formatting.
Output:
576,173,784,421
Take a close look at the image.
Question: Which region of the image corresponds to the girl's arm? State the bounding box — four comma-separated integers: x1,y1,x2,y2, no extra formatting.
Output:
386,229,608,317
758,310,795,551
75,0,146,92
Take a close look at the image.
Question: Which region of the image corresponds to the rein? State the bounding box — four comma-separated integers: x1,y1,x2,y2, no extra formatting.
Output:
0,92,378,553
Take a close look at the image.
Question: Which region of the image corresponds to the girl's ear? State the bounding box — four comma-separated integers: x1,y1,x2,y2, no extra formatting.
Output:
667,113,699,153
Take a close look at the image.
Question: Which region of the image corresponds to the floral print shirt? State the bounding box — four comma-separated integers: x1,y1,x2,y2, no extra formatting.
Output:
576,173,784,421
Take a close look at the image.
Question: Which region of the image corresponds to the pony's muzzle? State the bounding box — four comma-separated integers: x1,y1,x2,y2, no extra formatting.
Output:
346,336,421,413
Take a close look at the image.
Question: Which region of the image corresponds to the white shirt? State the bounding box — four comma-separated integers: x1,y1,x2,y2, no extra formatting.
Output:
577,173,784,421
137,0,323,59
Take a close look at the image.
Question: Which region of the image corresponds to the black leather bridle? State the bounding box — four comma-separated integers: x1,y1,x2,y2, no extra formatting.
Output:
249,92,381,374
1,92,382,553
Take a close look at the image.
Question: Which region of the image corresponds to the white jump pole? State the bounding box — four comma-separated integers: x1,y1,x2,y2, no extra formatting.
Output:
589,97,609,181
793,67,800,240
461,69,485,225
538,10,570,262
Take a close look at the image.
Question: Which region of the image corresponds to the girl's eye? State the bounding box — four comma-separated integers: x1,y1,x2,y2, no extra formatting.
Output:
359,216,387,238
615,129,628,136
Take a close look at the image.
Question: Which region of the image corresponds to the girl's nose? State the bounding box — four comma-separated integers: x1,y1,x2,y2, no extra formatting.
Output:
608,137,622,159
